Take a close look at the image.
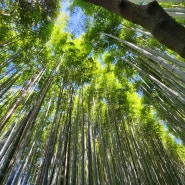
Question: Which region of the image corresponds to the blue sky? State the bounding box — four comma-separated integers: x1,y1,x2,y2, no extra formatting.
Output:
61,1,86,37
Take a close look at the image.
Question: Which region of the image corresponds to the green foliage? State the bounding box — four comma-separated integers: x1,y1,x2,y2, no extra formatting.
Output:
0,1,185,184
70,0,97,15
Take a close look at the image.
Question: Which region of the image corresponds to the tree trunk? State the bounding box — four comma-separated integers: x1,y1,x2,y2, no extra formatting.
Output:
81,88,85,185
130,0,184,2
103,33,185,81
85,0,185,58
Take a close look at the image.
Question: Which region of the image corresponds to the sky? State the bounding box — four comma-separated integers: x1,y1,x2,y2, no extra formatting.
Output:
61,1,86,38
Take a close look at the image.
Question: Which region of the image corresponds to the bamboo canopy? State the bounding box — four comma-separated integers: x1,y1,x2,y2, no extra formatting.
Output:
0,0,185,184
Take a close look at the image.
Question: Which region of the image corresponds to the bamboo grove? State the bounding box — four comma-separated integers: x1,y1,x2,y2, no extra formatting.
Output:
0,0,185,184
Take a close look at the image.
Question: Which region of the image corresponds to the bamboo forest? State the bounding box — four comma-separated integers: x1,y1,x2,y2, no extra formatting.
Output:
1,0,185,184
